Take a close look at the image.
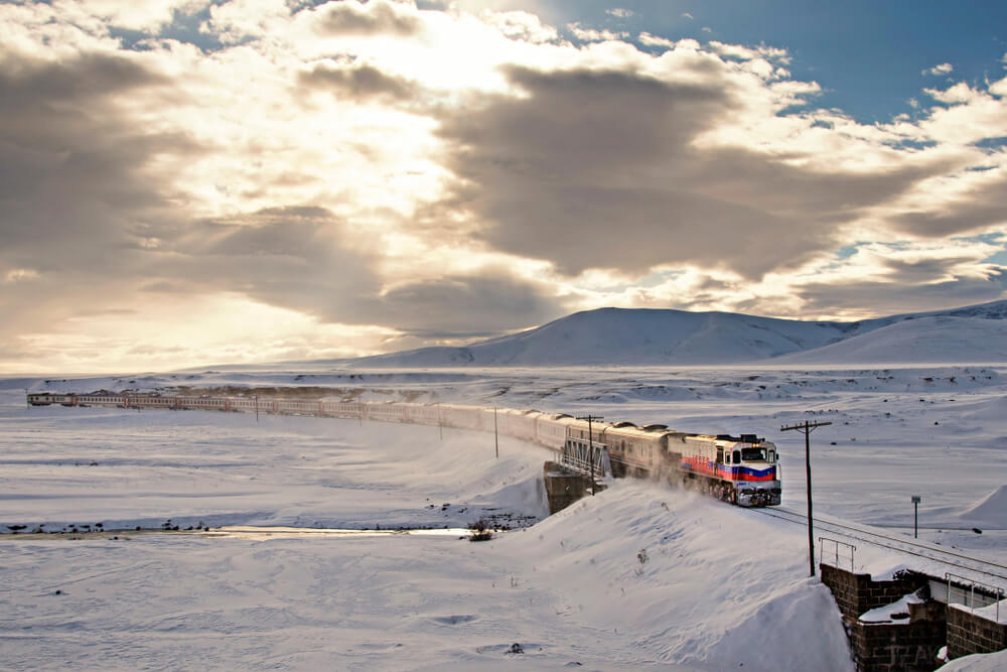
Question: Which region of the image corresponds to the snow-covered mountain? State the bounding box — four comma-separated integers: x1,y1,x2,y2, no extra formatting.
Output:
352,299,1007,367
774,315,1007,364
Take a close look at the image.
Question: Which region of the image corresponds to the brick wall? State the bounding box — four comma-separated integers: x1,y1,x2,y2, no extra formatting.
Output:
820,564,944,672
849,621,945,672
820,564,929,621
947,605,1007,659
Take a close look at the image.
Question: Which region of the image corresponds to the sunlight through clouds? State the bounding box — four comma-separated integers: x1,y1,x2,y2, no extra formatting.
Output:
1,0,1006,372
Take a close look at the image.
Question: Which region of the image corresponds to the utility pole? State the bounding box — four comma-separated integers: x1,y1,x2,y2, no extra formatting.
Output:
255,395,259,423
576,415,604,495
494,407,499,459
781,419,831,578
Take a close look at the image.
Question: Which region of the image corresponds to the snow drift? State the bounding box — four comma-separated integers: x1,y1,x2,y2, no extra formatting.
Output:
960,485,1007,527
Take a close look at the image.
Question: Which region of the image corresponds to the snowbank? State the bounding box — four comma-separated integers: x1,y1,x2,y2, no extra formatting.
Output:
960,486,1007,527
498,481,855,672
937,649,1007,671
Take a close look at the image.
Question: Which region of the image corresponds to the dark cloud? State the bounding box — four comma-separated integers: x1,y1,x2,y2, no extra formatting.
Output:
0,52,167,104
435,64,942,278
164,206,381,320
0,51,182,261
377,271,562,337
0,43,557,350
891,175,1007,237
0,51,189,340
795,266,1007,318
881,255,979,282
163,207,559,337
312,0,423,37
299,63,417,102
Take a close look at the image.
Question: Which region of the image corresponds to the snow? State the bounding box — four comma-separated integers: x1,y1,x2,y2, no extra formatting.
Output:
2,361,1007,670
859,591,924,624
775,316,1007,365
354,307,857,366
938,650,1007,671
961,486,1007,527
949,600,1007,626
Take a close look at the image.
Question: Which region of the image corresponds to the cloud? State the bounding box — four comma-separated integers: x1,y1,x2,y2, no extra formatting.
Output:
204,0,291,43
158,206,559,339
709,41,790,65
797,266,1007,320
890,174,1007,237
924,62,954,76
481,11,558,44
166,206,383,322
0,50,186,329
567,23,628,42
1,0,1006,371
434,62,938,279
374,271,563,337
606,8,634,19
54,0,209,33
298,62,418,102
310,0,424,38
639,32,677,49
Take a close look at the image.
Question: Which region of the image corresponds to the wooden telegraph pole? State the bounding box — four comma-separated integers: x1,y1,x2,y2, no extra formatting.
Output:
780,419,831,578
576,415,603,495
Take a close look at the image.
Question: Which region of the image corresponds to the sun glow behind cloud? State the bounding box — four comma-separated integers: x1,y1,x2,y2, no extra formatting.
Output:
11,294,402,375
0,0,1006,373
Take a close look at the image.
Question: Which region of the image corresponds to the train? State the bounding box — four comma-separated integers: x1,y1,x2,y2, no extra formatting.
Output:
26,392,781,507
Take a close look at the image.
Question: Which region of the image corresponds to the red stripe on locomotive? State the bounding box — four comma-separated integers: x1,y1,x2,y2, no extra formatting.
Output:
681,456,777,482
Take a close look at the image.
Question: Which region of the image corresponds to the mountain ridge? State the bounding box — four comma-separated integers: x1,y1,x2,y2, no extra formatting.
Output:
349,299,1007,367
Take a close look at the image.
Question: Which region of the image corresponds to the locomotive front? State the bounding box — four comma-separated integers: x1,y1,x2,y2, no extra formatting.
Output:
674,432,782,506
720,434,782,507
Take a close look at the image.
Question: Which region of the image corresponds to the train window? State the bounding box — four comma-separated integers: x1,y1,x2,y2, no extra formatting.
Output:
732,450,741,464
716,448,724,464
741,447,767,462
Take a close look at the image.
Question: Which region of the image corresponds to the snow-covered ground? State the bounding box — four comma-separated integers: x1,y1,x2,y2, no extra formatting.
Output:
2,365,1006,670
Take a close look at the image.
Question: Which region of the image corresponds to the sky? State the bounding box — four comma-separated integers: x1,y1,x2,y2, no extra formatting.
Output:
2,0,1007,374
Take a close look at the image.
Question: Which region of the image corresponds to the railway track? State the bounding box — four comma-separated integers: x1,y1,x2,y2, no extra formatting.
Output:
749,505,1007,587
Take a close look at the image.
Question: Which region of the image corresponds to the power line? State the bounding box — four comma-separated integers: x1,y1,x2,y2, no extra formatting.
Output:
750,506,1007,583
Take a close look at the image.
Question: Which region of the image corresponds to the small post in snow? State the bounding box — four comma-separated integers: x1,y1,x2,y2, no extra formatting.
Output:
781,419,831,578
494,406,499,459
912,495,921,538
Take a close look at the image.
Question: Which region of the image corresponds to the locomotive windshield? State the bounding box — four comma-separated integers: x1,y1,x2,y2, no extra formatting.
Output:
740,447,768,462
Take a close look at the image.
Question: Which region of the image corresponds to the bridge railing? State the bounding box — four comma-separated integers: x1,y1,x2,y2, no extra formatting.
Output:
819,537,856,572
945,572,1004,620
558,441,611,480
